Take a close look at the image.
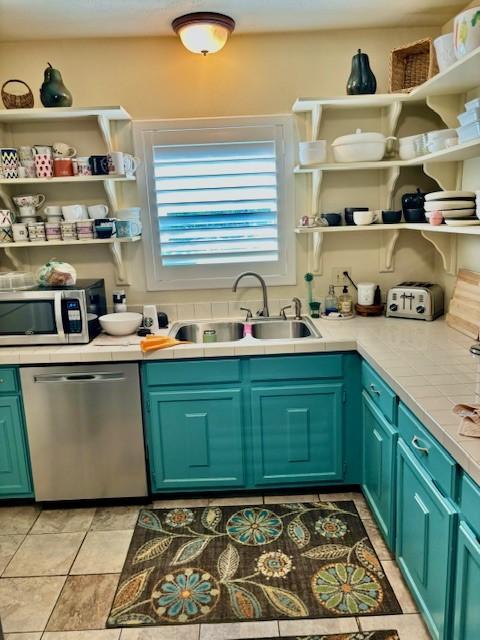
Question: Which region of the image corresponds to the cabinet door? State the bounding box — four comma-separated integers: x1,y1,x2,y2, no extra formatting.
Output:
251,382,343,485
453,521,480,640
146,388,245,492
0,396,32,498
396,440,457,640
362,391,397,549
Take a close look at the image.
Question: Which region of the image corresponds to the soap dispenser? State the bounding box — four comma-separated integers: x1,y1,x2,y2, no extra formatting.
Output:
325,285,339,315
339,285,353,316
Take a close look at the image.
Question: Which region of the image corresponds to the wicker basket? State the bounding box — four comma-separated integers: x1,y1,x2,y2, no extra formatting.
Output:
389,38,438,93
1,79,34,109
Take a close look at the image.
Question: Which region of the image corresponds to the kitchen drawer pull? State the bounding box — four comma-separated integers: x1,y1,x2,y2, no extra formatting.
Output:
0,379,4,384
412,435,429,455
369,383,381,397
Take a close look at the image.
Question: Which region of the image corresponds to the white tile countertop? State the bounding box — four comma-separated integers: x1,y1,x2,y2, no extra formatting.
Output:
2,315,480,485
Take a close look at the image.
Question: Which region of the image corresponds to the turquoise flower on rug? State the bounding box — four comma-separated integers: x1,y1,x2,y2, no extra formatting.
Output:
226,507,283,545
151,568,220,622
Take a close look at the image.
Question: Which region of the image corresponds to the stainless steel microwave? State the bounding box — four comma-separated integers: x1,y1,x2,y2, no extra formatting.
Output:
0,279,106,345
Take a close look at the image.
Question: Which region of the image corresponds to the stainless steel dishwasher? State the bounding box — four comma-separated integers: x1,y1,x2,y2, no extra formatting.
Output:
20,363,148,501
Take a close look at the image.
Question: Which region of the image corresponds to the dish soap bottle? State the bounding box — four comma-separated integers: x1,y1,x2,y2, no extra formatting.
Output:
338,285,353,316
325,285,339,315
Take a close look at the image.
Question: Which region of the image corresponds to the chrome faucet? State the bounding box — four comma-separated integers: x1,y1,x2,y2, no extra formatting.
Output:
292,297,302,320
232,272,270,317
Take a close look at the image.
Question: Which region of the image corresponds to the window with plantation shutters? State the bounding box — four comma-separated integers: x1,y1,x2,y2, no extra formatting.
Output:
135,116,295,291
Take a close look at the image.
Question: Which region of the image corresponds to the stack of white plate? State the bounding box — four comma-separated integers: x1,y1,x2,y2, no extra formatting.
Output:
424,190,476,221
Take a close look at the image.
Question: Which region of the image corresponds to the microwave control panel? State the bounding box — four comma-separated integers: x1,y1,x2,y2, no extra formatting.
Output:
64,299,82,333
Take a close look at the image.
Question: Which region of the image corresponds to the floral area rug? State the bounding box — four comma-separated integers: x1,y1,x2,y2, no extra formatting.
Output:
107,501,401,627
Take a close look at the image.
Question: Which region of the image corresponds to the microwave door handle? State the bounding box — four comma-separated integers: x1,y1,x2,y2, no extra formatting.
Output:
54,293,66,342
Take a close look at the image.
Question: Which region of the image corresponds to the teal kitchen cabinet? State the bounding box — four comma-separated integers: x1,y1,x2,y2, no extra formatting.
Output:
0,369,33,498
143,353,361,493
396,439,457,640
453,521,480,640
362,390,398,549
452,473,480,640
146,387,245,492
250,381,343,485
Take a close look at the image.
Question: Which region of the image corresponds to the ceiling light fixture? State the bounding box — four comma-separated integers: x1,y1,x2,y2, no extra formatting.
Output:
172,12,235,55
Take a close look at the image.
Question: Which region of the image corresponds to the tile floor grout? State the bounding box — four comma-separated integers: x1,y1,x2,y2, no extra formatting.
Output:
0,492,432,638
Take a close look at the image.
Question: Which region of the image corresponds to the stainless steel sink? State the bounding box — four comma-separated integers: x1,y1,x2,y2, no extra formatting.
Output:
170,321,244,343
251,318,321,339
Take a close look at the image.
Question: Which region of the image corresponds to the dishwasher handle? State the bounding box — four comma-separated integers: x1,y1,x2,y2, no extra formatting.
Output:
33,372,126,383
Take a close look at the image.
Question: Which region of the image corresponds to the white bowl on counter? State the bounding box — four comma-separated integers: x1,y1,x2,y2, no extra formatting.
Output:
331,129,394,163
99,312,143,336
298,140,327,165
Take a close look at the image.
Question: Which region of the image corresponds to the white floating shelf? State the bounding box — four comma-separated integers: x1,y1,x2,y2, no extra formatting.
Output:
0,175,136,185
0,105,131,123
411,47,480,99
296,223,480,236
294,160,413,173
0,236,141,249
292,94,416,112
294,139,480,174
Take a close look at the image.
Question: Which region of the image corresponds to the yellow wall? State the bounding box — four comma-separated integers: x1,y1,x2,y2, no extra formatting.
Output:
0,26,441,308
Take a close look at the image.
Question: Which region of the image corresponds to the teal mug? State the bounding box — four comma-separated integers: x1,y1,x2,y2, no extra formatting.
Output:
115,219,141,238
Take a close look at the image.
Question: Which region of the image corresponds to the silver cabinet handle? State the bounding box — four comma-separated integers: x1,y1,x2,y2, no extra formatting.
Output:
412,435,429,455
369,383,381,397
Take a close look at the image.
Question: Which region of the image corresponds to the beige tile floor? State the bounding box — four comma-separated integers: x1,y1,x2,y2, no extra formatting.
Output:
0,493,432,639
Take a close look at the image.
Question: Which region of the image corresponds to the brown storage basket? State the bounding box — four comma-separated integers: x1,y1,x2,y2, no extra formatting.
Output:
389,38,438,93
1,79,34,109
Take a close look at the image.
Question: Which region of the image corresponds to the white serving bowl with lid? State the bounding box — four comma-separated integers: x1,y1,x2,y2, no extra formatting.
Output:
331,129,395,163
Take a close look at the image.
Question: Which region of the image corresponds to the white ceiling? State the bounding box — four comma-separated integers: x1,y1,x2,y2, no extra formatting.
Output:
0,0,465,41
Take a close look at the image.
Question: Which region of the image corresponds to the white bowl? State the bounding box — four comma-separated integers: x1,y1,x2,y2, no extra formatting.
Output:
454,6,480,58
99,312,143,336
298,141,327,165
331,129,392,163
434,33,457,72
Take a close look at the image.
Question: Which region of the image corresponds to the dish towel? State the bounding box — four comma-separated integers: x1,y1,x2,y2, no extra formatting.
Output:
453,403,480,437
140,335,188,353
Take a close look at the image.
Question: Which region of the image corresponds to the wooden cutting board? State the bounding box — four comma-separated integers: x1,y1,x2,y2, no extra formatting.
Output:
447,269,480,339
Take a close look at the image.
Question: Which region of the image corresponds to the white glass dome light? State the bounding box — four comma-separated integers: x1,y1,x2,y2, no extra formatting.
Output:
172,12,235,55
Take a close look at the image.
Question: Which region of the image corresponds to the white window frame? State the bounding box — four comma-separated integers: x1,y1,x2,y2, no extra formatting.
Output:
134,114,296,291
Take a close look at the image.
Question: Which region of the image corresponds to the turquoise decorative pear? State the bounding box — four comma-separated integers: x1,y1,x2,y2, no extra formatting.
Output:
40,62,73,107
346,49,377,95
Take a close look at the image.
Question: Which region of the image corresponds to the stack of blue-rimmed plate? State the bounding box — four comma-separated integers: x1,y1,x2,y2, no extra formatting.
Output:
424,190,476,222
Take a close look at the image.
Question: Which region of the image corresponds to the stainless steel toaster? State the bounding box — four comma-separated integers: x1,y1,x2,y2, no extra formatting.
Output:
386,282,444,321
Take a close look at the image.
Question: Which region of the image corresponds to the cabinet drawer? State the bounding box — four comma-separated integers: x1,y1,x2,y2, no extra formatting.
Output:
250,354,342,381
361,361,397,423
398,403,456,498
144,358,240,387
460,473,480,538
0,368,18,394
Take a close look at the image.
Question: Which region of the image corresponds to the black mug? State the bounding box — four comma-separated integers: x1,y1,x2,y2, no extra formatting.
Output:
89,155,109,176
94,218,116,239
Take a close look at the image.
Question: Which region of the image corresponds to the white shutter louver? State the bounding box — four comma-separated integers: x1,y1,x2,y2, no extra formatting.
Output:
154,141,279,266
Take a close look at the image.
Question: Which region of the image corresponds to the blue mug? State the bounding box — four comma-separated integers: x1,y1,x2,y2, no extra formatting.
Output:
115,219,142,238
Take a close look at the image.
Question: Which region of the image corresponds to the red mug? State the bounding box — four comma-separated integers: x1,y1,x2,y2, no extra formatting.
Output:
54,158,74,177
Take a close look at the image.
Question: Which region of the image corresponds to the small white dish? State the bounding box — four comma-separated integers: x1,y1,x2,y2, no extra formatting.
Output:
441,209,476,219
425,199,475,211
444,218,480,226
425,190,476,201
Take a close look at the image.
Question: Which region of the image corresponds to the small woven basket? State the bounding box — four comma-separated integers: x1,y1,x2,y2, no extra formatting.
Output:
1,79,34,109
389,38,438,93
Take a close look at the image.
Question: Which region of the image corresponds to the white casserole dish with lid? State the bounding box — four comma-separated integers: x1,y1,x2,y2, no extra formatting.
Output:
331,129,394,163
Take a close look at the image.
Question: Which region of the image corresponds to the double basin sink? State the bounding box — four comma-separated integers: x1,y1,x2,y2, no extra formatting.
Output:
170,317,321,343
